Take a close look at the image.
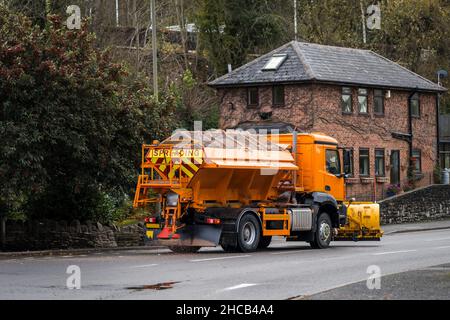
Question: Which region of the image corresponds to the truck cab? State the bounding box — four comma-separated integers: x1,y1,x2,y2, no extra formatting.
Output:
271,133,345,202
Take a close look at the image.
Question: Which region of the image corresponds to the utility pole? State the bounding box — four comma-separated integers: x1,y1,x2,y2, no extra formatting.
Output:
360,0,367,44
151,0,158,102
115,0,120,27
294,0,298,41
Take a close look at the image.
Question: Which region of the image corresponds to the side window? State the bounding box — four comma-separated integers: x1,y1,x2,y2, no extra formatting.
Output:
359,148,370,176
412,149,422,172
247,87,259,107
341,87,352,113
410,93,420,117
358,88,368,114
375,149,385,176
272,85,285,106
326,149,341,175
374,89,384,115
343,149,354,175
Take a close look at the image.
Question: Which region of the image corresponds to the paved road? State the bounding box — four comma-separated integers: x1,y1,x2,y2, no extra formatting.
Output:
1,228,450,300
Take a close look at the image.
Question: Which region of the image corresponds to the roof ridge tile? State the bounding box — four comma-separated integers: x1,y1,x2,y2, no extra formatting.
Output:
291,41,315,80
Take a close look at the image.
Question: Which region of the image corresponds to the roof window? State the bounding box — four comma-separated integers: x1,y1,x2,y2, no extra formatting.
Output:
262,54,287,71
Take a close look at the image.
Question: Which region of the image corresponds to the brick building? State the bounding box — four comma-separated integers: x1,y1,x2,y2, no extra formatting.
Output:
440,114,450,169
209,41,447,200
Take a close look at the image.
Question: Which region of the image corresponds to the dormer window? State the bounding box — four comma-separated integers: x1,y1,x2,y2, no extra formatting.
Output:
262,54,287,71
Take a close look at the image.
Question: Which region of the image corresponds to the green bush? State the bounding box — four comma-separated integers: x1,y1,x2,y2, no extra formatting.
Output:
0,7,178,223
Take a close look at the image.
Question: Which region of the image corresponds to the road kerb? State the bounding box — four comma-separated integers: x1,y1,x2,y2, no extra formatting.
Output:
0,245,166,258
383,225,450,235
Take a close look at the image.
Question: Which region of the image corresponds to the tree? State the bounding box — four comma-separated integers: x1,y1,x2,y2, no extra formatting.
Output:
195,0,289,75
368,0,450,82
0,6,178,222
297,0,364,48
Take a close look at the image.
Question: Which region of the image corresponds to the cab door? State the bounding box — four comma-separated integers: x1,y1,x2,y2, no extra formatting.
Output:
323,148,345,201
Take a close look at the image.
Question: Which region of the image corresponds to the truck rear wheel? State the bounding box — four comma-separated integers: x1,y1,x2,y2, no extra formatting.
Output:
237,214,261,252
258,236,272,249
310,213,332,249
168,246,201,253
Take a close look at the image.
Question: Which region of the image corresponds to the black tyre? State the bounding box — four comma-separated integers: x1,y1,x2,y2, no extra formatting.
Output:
237,213,261,252
308,241,319,249
221,244,238,253
168,246,201,253
310,213,332,249
258,236,272,249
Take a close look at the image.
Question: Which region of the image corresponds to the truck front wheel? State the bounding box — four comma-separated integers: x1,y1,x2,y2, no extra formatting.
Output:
237,214,261,252
310,213,332,249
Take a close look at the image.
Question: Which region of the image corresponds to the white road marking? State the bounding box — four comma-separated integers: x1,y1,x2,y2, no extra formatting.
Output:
425,237,450,242
221,283,258,291
130,264,158,268
372,249,417,256
418,267,450,271
434,245,450,250
190,255,251,262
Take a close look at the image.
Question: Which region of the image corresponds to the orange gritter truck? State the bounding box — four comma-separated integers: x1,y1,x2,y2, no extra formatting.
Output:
133,129,383,253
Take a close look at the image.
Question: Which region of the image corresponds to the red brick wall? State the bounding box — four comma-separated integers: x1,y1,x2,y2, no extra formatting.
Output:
218,85,315,130
217,84,437,200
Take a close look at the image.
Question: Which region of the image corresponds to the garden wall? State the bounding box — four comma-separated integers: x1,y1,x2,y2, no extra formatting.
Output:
379,184,450,224
1,219,146,252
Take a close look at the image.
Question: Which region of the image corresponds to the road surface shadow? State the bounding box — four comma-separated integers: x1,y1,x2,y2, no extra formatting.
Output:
126,281,180,291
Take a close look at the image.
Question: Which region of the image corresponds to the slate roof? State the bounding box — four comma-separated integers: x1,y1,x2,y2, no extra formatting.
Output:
209,41,446,92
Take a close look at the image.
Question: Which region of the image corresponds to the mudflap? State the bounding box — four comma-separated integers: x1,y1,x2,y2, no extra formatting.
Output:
153,225,222,247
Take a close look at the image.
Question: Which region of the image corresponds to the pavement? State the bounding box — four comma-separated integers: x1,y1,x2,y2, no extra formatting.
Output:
381,219,450,235
0,220,450,300
305,263,450,300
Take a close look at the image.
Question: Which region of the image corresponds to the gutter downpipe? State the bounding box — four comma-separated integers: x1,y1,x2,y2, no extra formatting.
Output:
436,92,441,167
407,90,418,162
